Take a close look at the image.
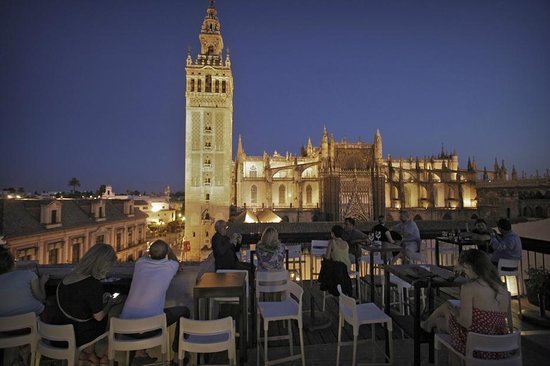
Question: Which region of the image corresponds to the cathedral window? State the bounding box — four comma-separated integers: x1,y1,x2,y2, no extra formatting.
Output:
222,80,226,93
306,185,312,204
249,165,257,178
251,185,257,204
215,80,219,93
197,79,202,92
278,185,286,205
205,75,212,92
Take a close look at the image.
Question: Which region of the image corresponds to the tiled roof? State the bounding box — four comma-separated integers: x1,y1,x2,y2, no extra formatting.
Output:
0,199,147,238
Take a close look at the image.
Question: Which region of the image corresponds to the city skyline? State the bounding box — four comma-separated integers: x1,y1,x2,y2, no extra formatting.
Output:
1,0,549,193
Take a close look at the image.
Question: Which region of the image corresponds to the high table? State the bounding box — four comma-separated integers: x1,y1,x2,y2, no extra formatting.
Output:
193,272,248,363
434,237,476,267
360,241,402,303
383,264,465,366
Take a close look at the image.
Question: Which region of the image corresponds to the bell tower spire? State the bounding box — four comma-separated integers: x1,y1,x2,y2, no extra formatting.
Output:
185,0,234,259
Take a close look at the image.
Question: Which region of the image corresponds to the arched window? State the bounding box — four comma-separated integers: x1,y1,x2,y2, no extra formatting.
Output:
278,185,286,205
215,80,220,93
222,80,226,93
197,79,202,92
306,185,312,204
205,75,212,92
523,206,533,217
251,185,257,204
190,79,195,92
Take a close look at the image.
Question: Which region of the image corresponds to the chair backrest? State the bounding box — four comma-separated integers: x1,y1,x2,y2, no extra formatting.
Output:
465,330,522,366
337,284,357,324
498,259,520,277
109,313,167,352
310,240,329,257
180,316,234,337
36,319,77,364
285,244,302,259
287,281,304,313
217,269,249,297
255,270,289,299
0,312,37,349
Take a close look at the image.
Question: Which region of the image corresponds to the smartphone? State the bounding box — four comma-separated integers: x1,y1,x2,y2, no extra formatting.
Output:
113,292,120,299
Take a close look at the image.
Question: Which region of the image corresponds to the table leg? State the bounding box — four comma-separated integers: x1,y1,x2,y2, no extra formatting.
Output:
435,239,440,267
240,289,247,363
370,255,375,303
414,286,421,366
384,269,390,357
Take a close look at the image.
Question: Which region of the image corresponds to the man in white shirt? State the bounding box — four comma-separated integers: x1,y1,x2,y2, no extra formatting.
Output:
391,211,422,264
120,240,189,365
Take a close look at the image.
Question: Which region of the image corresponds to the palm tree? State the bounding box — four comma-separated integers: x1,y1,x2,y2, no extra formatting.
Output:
68,177,81,193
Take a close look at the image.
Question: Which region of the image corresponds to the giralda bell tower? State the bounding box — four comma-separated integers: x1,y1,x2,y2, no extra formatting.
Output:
184,0,233,259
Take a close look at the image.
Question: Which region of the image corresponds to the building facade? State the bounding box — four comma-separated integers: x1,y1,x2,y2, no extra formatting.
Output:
0,198,148,263
184,1,234,258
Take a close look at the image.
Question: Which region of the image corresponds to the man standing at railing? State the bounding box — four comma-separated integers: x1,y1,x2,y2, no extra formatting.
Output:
489,218,522,266
391,211,422,264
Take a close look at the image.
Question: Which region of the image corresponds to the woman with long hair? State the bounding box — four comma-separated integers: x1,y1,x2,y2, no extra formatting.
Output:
256,227,285,271
325,224,351,270
421,249,510,360
56,243,119,364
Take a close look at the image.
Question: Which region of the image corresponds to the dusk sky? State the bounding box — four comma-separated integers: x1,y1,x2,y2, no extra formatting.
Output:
1,0,549,194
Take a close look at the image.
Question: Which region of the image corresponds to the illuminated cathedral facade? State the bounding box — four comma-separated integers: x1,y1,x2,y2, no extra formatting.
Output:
184,1,478,258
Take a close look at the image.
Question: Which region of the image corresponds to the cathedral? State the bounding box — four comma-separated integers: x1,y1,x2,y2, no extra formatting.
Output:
184,1,478,258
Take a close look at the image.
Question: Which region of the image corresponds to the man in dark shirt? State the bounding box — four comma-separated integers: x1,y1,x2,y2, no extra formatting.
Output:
342,217,368,262
212,220,253,272
371,215,394,243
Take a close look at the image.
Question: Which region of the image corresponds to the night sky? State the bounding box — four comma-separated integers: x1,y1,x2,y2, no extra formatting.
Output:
1,0,549,194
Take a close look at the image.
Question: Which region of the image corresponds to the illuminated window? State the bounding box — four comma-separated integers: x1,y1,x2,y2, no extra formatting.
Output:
249,165,257,178
306,185,312,204
278,185,286,205
251,185,257,204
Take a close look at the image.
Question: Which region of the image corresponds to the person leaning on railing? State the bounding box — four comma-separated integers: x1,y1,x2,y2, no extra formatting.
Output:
0,245,49,317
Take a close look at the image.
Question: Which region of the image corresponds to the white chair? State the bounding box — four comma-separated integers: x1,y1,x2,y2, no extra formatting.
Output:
0,312,37,366
434,330,522,366
35,318,107,366
498,259,522,316
285,244,303,281
108,313,169,366
336,285,393,366
322,265,361,312
177,316,236,366
256,270,305,366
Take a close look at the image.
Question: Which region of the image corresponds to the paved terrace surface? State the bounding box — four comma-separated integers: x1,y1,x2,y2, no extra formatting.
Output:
16,261,548,366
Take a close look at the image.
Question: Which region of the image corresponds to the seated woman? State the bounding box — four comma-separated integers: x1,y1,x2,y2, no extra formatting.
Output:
56,243,119,364
421,249,510,360
0,246,48,317
471,219,492,252
326,225,351,270
256,227,285,271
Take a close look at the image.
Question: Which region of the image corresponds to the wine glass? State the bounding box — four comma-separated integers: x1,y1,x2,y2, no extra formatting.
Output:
375,231,381,241
368,232,375,242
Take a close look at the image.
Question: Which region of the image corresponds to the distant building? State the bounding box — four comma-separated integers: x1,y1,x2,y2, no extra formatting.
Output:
476,165,550,220
0,198,148,263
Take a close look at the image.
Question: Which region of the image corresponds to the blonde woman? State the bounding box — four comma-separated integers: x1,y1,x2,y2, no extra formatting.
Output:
421,249,510,360
56,243,119,364
256,227,285,271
